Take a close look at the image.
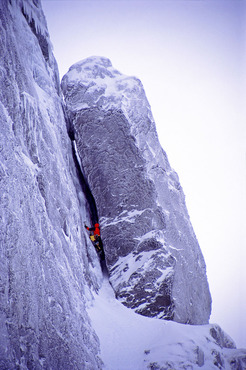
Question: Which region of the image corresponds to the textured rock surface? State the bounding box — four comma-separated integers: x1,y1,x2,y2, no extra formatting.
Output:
1,1,245,368
62,56,212,325
0,1,102,368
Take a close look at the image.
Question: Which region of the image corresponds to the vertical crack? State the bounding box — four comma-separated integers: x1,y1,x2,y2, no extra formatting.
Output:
71,140,106,268
71,140,98,226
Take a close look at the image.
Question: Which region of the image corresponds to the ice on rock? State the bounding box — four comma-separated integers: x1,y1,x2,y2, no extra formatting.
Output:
2,1,245,368
62,56,211,325
0,2,102,368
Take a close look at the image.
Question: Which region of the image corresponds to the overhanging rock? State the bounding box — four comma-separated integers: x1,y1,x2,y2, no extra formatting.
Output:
62,56,211,324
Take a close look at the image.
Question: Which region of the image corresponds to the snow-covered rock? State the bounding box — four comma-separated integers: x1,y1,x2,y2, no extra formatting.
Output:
61,56,211,325
1,1,245,368
0,1,102,368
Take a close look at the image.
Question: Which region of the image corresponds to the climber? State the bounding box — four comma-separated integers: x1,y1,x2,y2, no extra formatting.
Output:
84,222,104,259
85,222,100,237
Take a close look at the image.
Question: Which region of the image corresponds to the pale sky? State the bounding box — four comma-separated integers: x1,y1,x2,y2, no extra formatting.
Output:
42,0,246,348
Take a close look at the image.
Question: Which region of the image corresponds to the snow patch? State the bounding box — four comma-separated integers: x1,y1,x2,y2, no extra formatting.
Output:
62,56,142,114
109,250,156,286
100,209,148,227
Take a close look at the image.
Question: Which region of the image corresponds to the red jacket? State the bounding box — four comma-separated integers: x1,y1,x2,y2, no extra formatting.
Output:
94,223,100,236
86,223,100,236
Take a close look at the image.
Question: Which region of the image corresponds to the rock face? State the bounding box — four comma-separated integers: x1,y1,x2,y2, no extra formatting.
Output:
0,1,102,368
61,56,211,325
1,1,245,368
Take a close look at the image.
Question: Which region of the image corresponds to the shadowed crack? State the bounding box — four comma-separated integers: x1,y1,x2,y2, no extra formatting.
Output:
71,140,98,226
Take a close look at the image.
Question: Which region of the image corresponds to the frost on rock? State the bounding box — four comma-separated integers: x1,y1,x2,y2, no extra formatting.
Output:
62,56,212,325
0,2,102,369
1,1,245,367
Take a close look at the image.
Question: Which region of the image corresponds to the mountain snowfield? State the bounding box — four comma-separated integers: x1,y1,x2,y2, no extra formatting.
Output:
0,0,245,368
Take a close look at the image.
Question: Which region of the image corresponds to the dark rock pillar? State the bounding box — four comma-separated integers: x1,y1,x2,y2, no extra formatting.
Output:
62,56,211,324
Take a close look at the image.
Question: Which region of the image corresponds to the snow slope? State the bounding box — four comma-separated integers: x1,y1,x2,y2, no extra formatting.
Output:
88,268,246,369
